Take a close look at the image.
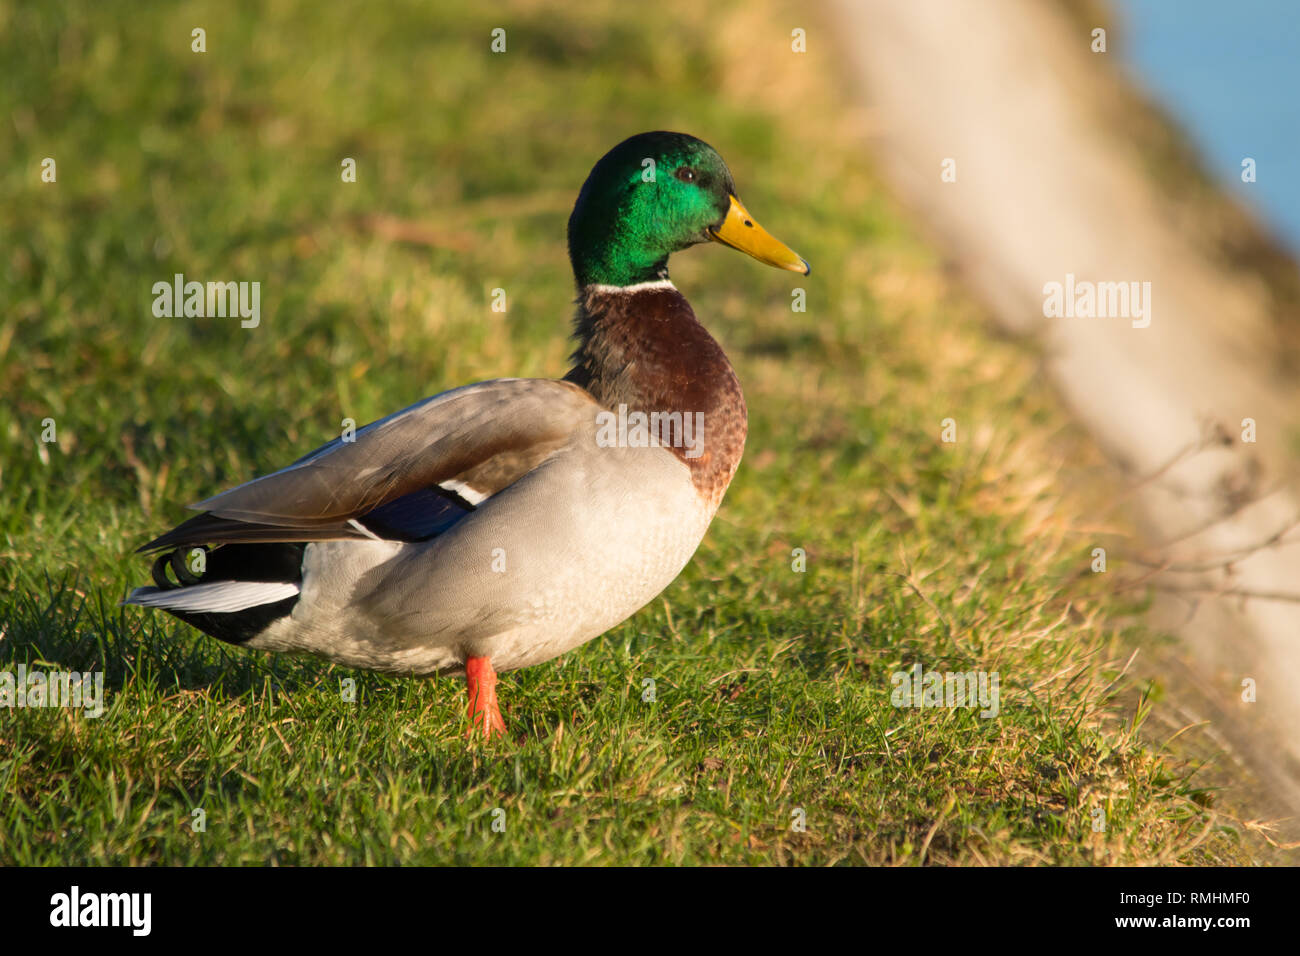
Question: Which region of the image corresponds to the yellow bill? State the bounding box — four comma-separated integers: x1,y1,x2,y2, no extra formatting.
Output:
708,194,810,275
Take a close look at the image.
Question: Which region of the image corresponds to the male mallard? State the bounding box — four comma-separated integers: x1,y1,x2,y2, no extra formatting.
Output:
125,131,809,738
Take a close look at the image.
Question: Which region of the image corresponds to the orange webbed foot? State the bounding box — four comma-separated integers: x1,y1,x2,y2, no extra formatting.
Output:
464,656,508,741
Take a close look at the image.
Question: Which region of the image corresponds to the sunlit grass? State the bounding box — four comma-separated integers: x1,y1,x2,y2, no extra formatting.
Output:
0,0,1250,864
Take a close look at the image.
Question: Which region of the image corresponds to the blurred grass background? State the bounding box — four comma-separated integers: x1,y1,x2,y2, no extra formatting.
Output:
0,0,1258,863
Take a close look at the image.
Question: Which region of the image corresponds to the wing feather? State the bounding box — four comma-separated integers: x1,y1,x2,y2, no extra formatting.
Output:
137,378,597,552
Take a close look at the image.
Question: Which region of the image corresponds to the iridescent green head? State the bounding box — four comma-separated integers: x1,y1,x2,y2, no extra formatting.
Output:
567,131,809,288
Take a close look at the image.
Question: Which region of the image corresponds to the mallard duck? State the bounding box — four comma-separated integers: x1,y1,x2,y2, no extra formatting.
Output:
125,131,809,738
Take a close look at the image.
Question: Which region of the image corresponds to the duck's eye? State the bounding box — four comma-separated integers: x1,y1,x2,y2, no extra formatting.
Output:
674,167,697,184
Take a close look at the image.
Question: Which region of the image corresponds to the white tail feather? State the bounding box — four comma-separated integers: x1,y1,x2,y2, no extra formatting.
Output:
125,581,299,613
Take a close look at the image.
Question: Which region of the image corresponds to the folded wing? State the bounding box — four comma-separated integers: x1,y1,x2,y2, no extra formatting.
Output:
137,378,599,551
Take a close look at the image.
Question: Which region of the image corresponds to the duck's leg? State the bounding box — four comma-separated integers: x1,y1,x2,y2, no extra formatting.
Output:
465,656,507,739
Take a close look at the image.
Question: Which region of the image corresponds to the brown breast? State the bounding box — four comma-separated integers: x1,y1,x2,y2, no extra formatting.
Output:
563,284,748,507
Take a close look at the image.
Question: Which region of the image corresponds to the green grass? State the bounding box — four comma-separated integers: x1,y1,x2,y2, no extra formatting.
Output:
0,0,1253,864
